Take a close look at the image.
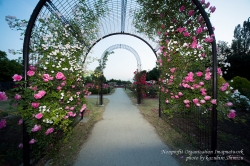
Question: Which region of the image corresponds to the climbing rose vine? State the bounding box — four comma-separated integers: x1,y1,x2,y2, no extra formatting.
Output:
2,0,109,159
134,0,235,118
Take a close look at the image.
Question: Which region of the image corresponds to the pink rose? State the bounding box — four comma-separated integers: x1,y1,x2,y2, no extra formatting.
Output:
199,82,204,86
12,74,22,81
31,124,41,132
55,72,65,80
29,139,36,144
165,100,169,103
204,36,214,43
178,92,183,96
196,71,203,77
80,104,87,113
196,27,203,34
188,10,194,16
27,70,35,76
200,100,206,104
31,102,40,108
210,99,217,105
18,143,23,148
206,2,210,8
34,93,42,99
45,128,54,135
225,102,233,107
35,113,43,119
183,100,190,104
0,92,8,101
65,106,69,110
210,6,216,13
18,119,23,125
29,66,36,71
227,110,236,118
34,90,46,99
30,86,37,91
193,98,199,104
205,72,211,80
183,31,190,37
196,103,201,107
170,68,176,73
38,90,46,96
217,68,222,76
43,74,50,82
0,119,7,129
201,91,207,96
179,6,185,12
204,96,211,100
14,94,21,100
57,86,62,91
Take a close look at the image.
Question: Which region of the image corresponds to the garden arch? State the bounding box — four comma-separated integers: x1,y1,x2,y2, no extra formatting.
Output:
22,0,217,165
101,44,142,71
99,44,142,105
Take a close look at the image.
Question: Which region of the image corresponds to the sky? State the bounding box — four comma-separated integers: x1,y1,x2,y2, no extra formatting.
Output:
0,0,250,81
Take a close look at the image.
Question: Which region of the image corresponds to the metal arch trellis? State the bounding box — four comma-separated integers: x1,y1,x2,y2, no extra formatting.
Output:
101,44,142,71
99,44,142,105
22,0,217,165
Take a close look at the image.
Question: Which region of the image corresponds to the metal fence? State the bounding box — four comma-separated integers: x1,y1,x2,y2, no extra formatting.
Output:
160,105,211,151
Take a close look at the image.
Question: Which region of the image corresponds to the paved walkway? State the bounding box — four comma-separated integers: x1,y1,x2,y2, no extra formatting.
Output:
74,88,180,166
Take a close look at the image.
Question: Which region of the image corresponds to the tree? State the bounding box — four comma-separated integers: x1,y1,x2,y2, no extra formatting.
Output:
231,18,250,55
222,18,250,81
146,67,160,81
0,51,23,82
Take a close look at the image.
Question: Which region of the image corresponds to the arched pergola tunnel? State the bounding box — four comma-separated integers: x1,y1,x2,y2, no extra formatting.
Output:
99,44,143,105
22,0,217,165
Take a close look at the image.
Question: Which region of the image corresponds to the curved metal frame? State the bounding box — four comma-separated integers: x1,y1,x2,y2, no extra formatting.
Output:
85,32,158,58
23,0,217,164
101,44,142,71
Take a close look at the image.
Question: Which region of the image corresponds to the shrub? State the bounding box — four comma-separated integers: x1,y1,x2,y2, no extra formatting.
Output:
88,88,110,94
230,76,250,98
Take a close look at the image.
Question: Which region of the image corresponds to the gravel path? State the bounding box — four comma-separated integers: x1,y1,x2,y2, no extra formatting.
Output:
74,88,180,166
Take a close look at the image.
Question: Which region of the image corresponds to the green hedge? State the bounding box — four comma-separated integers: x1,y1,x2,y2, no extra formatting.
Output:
88,88,110,94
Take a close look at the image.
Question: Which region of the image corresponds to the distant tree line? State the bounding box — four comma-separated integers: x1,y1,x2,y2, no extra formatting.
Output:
218,17,250,81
